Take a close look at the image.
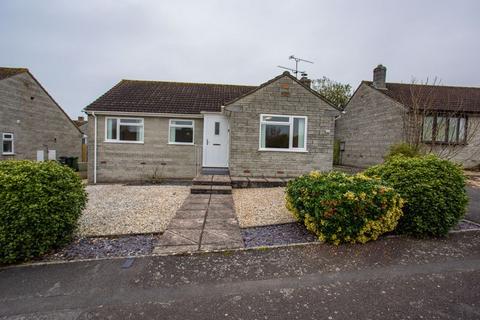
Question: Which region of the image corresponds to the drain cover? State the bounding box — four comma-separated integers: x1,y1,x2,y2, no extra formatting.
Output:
122,257,134,269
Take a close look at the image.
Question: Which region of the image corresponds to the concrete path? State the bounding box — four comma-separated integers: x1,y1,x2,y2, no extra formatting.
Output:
1,232,480,319
153,194,244,254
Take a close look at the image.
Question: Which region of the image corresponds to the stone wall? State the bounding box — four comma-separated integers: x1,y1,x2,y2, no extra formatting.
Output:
334,83,405,168
226,75,338,177
0,72,82,161
87,115,203,183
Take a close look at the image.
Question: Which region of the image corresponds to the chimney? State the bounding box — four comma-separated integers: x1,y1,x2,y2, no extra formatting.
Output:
78,116,84,122
373,64,387,89
299,76,312,89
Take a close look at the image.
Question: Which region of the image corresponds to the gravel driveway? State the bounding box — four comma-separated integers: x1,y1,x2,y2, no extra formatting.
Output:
233,187,296,228
78,185,190,236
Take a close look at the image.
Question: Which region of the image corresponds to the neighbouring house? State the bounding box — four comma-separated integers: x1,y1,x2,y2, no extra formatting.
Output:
335,65,480,168
84,72,339,183
73,116,88,162
0,67,82,161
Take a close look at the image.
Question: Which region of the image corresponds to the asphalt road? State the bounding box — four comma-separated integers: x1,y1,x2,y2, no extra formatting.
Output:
1,231,480,319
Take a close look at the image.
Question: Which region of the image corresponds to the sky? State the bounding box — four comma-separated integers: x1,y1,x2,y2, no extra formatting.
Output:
1,0,479,118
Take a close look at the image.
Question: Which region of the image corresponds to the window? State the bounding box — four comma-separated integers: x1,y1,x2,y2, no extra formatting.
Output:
169,119,194,144
2,133,14,155
422,114,467,144
214,122,220,135
105,118,144,143
259,114,307,151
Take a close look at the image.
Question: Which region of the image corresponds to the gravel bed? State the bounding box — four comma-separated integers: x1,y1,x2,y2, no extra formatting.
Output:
453,219,480,231
43,235,157,261
242,223,317,248
233,187,296,228
78,184,189,236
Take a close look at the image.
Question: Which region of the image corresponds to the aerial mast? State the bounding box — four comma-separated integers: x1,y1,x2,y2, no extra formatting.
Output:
278,55,314,79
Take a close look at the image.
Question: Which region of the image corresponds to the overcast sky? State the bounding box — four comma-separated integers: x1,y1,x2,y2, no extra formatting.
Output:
1,0,479,118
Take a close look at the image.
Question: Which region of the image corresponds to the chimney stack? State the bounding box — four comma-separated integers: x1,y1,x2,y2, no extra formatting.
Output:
299,76,312,88
373,64,387,89
78,116,84,122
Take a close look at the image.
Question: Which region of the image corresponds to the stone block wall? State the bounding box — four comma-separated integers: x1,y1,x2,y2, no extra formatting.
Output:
334,83,405,168
88,115,203,183
0,72,82,161
227,75,338,177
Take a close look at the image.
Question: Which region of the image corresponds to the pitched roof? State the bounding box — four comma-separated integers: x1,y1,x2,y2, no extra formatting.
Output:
225,71,340,110
84,80,256,114
0,67,28,80
365,81,480,113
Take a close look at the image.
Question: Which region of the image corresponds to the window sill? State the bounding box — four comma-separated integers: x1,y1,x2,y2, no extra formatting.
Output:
2,153,15,156
422,141,467,146
104,140,144,144
258,148,308,153
168,142,195,146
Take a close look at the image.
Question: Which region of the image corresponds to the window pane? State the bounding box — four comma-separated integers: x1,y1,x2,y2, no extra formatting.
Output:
3,133,12,139
171,127,193,143
171,120,193,126
293,118,305,148
459,118,466,143
3,140,12,153
448,117,459,143
214,122,220,135
107,119,117,140
436,116,446,142
120,124,142,141
120,119,142,124
265,124,289,148
262,115,289,122
422,116,433,141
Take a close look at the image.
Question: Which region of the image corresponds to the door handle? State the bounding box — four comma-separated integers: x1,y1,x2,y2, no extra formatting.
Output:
206,139,209,145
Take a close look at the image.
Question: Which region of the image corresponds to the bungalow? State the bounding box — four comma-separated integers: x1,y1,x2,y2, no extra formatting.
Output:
84,72,339,183
335,65,480,168
0,67,82,161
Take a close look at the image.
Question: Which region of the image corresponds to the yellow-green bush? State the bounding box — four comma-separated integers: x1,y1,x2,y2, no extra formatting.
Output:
286,171,404,245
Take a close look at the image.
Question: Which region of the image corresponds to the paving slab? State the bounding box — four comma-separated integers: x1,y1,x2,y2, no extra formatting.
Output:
204,218,240,230
168,218,205,229
154,188,244,254
158,229,202,246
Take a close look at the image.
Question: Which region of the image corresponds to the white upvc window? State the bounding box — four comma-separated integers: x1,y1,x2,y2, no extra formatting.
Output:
105,117,144,143
169,119,195,145
2,133,14,155
259,114,307,152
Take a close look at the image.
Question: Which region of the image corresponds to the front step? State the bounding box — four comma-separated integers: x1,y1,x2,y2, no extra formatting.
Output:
191,185,232,194
192,175,231,186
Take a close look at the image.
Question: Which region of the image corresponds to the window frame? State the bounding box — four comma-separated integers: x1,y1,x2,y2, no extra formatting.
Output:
2,132,14,155
104,117,144,144
421,113,468,145
168,119,195,145
258,114,308,152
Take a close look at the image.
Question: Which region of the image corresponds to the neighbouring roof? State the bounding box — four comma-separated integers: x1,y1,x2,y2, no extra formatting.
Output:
0,67,28,80
365,81,480,113
85,80,256,114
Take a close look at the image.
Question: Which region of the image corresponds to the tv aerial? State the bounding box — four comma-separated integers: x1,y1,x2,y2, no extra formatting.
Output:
278,55,314,78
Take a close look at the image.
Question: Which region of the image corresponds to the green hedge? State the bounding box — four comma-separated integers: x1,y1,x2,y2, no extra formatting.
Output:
0,160,87,264
384,143,422,162
286,171,404,244
364,155,467,237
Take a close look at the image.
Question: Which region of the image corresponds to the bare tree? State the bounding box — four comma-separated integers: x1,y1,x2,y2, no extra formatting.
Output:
399,78,480,161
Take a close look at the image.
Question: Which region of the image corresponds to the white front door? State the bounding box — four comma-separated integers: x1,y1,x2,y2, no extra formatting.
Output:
203,114,229,168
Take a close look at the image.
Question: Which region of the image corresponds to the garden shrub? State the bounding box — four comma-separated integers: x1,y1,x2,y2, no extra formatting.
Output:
364,155,467,237
0,160,87,264
286,171,404,245
384,143,422,161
